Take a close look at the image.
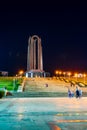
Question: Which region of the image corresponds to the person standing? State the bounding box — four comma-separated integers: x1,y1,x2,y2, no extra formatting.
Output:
75,86,80,98
79,88,82,98
4,87,8,96
68,88,72,97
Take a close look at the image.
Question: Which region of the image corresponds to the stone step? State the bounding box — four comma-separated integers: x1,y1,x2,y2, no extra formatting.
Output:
5,91,68,98
5,91,87,98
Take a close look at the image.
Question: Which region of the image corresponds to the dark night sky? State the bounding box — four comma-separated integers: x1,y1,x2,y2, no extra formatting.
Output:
0,1,87,75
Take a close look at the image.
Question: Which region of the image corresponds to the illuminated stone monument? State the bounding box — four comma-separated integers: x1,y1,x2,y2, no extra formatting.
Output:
26,35,47,77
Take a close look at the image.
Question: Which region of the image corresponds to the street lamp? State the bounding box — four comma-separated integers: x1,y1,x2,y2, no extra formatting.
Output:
59,71,62,77
55,70,59,78
63,72,66,78
68,72,71,79
74,73,78,81
83,73,86,84
19,70,24,77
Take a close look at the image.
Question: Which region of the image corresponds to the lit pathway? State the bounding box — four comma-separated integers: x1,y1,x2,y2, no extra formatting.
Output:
0,97,87,130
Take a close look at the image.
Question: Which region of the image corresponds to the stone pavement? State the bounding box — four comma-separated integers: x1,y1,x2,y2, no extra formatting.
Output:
0,97,87,130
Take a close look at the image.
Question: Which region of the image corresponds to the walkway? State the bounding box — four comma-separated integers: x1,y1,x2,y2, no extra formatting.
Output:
0,97,87,130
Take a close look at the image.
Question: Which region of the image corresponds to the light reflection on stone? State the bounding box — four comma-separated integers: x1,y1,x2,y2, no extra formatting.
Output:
18,114,23,120
56,112,87,116
56,119,87,122
48,122,61,130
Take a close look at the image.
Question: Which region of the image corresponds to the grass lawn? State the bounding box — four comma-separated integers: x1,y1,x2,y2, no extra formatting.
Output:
0,77,23,91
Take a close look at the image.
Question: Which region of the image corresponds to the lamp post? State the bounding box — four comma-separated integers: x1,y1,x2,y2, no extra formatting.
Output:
83,74,86,84
68,72,71,80
59,71,62,77
63,72,66,78
19,70,24,77
74,73,78,82
55,70,59,78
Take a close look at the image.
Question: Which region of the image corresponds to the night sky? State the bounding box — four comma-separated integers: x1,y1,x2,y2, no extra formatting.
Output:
0,1,87,75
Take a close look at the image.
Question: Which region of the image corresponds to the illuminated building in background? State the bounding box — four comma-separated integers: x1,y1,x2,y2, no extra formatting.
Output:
0,71,8,76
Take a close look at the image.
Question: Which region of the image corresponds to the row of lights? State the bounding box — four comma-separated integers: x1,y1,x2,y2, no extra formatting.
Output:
55,70,86,78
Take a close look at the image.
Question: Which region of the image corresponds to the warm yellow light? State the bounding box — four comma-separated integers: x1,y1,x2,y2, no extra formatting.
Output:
83,74,86,77
63,72,66,75
68,72,71,76
59,71,62,75
19,70,24,75
74,73,78,77
55,70,59,75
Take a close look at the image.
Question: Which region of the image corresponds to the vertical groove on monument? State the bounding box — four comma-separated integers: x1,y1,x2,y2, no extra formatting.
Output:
40,39,43,70
27,38,30,71
27,35,43,72
33,41,36,69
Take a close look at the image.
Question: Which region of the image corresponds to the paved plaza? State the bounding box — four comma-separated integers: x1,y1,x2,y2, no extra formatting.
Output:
0,97,87,130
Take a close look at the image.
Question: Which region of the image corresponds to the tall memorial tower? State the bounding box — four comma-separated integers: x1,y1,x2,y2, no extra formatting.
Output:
26,35,45,77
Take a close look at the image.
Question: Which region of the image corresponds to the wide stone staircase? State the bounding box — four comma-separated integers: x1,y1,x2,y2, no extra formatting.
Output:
5,77,70,98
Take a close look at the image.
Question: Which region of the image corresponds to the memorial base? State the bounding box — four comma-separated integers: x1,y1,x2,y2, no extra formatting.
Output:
25,69,50,77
